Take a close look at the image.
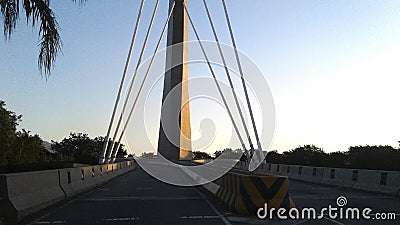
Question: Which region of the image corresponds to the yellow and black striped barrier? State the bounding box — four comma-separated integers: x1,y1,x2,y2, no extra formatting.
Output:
216,172,295,215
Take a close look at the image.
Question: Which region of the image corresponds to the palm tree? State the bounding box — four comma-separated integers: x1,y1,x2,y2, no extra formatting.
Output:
1,0,85,77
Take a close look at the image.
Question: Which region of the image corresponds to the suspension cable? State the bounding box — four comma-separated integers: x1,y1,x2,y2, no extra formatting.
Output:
105,0,160,163
221,0,263,157
109,1,176,163
182,2,247,153
202,0,252,159
99,0,146,164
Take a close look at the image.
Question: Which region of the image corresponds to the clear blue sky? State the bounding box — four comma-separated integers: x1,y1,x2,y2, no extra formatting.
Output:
1,0,400,155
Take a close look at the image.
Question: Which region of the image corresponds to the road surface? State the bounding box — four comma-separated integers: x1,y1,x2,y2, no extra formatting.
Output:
24,165,399,225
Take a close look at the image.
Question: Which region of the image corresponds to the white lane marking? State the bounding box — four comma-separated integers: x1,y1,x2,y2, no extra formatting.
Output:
119,179,128,182
136,187,152,190
193,187,232,225
97,188,109,191
178,167,231,225
179,215,220,219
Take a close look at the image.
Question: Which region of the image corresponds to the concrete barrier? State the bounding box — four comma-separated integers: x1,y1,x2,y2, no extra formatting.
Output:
93,165,108,186
283,165,324,183
58,162,135,198
320,167,356,188
106,163,119,178
59,166,98,198
353,170,400,195
116,161,130,176
0,160,135,223
216,172,295,215
0,170,65,223
257,163,400,197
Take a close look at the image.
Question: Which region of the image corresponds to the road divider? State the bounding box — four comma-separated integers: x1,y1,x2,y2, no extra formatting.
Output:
215,172,295,215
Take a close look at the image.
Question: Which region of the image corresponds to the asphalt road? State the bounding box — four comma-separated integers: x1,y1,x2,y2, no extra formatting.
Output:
24,165,399,225
289,179,400,225
26,167,235,225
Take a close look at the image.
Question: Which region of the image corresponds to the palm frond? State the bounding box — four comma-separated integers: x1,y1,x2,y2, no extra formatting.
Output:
1,0,86,76
1,0,20,39
23,0,61,76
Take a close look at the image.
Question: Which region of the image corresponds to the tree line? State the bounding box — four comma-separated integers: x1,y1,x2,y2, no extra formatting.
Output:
266,144,400,171
193,144,400,171
0,100,126,173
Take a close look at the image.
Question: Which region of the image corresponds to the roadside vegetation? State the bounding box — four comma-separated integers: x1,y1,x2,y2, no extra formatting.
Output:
0,100,126,173
265,144,400,171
